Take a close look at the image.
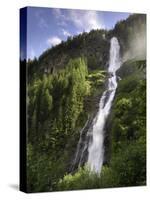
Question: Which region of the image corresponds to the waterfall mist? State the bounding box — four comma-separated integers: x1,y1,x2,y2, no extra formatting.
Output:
123,29,146,62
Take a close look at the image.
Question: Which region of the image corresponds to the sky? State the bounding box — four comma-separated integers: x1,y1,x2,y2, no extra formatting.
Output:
23,7,131,60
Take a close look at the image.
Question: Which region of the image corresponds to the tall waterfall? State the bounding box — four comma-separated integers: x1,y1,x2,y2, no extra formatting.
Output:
87,37,121,173
71,37,121,173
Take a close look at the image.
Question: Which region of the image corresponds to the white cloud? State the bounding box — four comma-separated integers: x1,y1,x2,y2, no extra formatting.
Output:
35,10,48,29
39,17,48,29
69,10,104,32
53,8,62,17
53,8,67,26
47,36,61,46
30,48,35,59
53,9,104,33
62,29,71,37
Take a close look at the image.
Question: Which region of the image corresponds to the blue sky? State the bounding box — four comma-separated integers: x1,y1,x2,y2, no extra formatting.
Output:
25,7,131,60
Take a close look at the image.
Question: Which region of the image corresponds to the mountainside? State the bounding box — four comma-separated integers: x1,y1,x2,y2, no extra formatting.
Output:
27,29,109,82
27,14,146,81
25,13,146,192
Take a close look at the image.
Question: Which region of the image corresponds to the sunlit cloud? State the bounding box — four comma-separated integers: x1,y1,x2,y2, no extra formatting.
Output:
47,36,61,46
68,10,104,32
62,29,71,37
53,9,104,33
53,8,67,27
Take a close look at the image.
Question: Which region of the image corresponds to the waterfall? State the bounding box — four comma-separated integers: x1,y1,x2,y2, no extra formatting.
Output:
71,37,121,173
87,37,121,173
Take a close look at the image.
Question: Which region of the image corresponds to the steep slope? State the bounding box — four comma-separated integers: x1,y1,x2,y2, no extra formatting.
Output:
28,29,109,83
26,13,146,192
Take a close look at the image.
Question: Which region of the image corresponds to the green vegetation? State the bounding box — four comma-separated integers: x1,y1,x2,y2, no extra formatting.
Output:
57,166,116,190
56,60,146,190
27,57,106,192
109,60,146,186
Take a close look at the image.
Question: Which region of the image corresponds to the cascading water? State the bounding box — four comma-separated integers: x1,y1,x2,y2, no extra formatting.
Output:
87,37,121,173
71,37,121,174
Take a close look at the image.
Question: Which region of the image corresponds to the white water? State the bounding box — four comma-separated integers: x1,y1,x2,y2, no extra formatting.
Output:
87,37,121,173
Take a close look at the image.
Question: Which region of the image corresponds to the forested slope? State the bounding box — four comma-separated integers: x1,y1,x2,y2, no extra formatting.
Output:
24,13,146,192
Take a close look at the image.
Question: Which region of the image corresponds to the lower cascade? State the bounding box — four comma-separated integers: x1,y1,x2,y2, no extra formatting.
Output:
72,37,121,173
